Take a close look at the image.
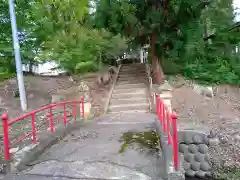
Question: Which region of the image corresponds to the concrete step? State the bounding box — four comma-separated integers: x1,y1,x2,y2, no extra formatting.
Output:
113,87,148,94
120,65,145,69
118,73,147,77
110,97,149,105
118,72,146,76
111,91,148,99
121,65,145,69
118,76,146,80
119,73,146,77
112,88,147,95
121,63,145,68
115,83,146,89
117,77,147,82
108,103,149,112
121,63,145,66
118,72,146,77
117,80,147,85
120,69,146,73
108,109,149,114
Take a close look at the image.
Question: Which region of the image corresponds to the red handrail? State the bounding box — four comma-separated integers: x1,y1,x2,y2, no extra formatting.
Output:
155,94,178,170
1,97,85,161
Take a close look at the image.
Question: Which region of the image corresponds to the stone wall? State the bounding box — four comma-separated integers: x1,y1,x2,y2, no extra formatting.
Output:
179,131,212,178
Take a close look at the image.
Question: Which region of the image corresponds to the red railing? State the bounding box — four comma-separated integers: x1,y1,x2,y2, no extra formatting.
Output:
155,94,178,169
1,96,85,161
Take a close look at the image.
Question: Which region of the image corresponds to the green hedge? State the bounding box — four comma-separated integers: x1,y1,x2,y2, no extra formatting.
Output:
0,72,16,82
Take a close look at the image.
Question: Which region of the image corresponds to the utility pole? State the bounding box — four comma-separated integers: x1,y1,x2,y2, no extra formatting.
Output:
8,0,27,111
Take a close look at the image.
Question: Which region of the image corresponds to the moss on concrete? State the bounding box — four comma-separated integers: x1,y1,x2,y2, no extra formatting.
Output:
119,131,159,153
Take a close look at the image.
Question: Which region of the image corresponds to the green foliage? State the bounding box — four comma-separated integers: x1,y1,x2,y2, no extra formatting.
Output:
0,0,43,71
96,0,240,85
182,58,240,85
33,0,128,74
39,26,127,73
160,0,240,85
0,72,16,82
76,61,98,73
0,0,128,75
1,0,239,86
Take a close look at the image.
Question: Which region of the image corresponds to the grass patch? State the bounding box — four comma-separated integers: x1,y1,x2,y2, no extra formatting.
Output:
214,168,240,180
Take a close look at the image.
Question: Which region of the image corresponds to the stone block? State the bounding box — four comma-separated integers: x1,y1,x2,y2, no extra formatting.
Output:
184,153,194,163
84,102,91,118
196,170,207,178
200,162,211,171
193,134,204,144
191,162,200,171
194,152,205,162
208,137,220,146
179,144,188,153
188,144,198,153
185,169,195,177
159,92,172,99
183,162,190,170
198,144,208,154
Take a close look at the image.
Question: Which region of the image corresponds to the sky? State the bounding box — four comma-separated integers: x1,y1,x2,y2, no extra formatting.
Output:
234,0,240,21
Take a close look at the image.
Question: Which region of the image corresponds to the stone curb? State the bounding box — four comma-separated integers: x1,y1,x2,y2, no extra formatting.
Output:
7,119,85,173
145,77,154,113
154,118,185,180
104,65,122,114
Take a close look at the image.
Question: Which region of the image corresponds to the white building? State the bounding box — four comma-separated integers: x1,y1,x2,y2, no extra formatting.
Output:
22,61,66,76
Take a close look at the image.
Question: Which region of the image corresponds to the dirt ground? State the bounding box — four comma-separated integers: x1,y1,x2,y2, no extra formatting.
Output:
0,73,113,119
0,76,74,119
0,73,114,166
170,78,240,171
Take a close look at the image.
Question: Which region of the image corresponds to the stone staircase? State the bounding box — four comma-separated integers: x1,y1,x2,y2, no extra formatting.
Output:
108,63,150,113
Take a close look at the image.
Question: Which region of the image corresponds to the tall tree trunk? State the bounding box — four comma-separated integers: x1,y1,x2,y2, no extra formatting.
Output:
29,60,33,73
151,31,164,84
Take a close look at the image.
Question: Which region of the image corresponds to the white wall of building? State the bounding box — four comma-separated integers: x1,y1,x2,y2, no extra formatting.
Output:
22,61,66,76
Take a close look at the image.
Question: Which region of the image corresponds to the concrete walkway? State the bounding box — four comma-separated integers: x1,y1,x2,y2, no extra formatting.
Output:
4,113,164,180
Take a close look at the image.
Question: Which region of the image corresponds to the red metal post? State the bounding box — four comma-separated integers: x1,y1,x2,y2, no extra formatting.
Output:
73,104,77,120
162,104,166,132
31,113,37,144
167,112,171,145
2,114,10,161
159,100,162,125
81,96,85,120
171,112,179,169
49,106,54,132
156,94,159,118
63,104,67,125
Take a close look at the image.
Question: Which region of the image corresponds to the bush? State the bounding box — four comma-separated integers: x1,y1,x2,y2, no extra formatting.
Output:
162,54,240,86
76,61,98,73
40,27,128,74
0,72,16,82
181,57,240,85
